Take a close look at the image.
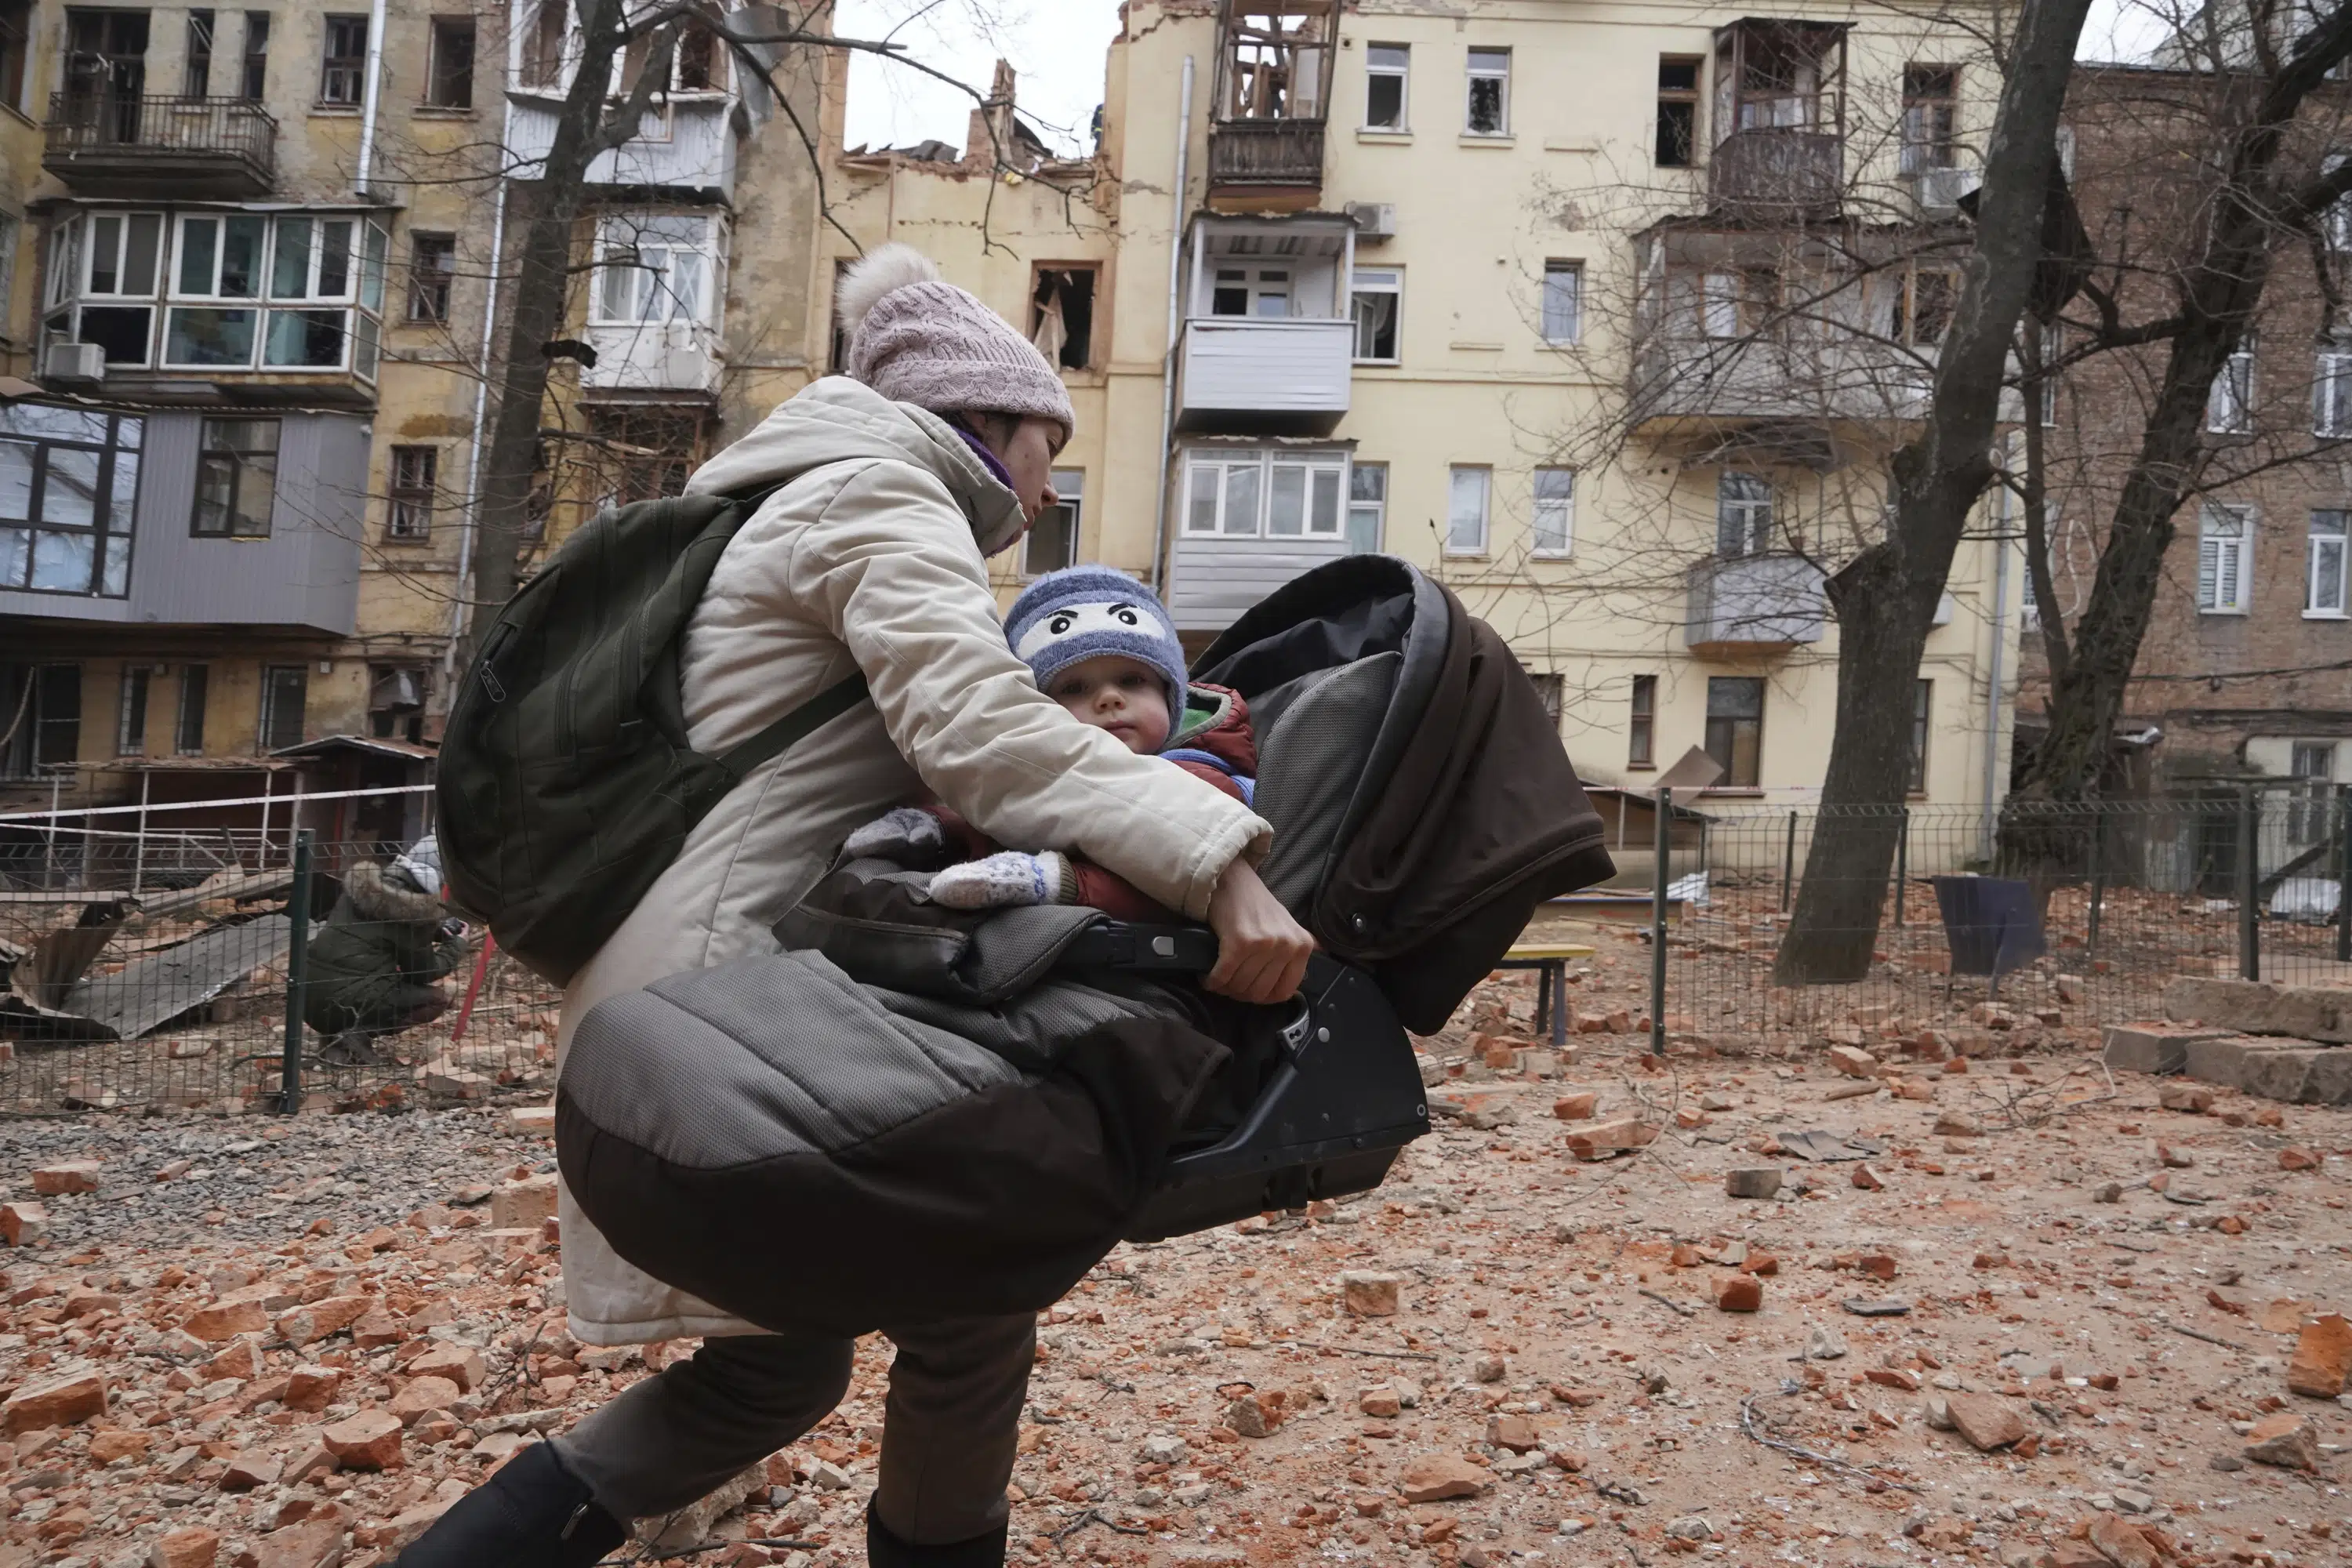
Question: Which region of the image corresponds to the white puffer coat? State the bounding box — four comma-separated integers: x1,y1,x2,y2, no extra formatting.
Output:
554,378,1270,1345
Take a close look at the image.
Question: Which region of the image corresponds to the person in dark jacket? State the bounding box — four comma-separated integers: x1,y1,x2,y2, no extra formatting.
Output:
303,837,465,1064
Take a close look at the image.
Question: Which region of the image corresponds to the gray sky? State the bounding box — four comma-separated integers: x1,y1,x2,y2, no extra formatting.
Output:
833,0,2178,160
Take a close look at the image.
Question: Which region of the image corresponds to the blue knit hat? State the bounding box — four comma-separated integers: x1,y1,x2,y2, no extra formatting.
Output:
1005,567,1189,717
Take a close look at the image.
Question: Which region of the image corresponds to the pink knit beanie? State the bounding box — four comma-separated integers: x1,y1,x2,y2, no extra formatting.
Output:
837,244,1076,445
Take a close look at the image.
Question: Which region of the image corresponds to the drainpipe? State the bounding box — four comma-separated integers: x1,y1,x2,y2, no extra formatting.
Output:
354,0,390,196
1980,443,2015,861
445,82,521,681
1148,54,1194,592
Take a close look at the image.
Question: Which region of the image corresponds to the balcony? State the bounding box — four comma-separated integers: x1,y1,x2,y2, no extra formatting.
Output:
1178,317,1352,434
1632,334,1931,433
1686,553,1826,655
507,95,741,198
0,405,362,636
1708,128,1843,214
1207,119,1326,210
582,320,723,400
42,95,276,198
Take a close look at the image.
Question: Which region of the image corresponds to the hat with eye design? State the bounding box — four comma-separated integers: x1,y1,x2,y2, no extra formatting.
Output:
1005,566,1189,717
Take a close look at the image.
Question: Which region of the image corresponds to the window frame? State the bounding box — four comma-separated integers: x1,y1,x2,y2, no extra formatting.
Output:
1908,678,1931,793
258,662,307,751
592,213,718,327
2208,338,2257,434
241,10,268,100
1716,470,1774,557
2307,508,2348,619
0,405,143,599
1703,675,1765,789
1346,461,1386,554
1184,450,1346,540
1656,55,1702,168
1363,42,1409,131
2316,348,2352,438
387,444,435,542
1022,467,1084,576
116,663,149,757
319,13,368,106
1531,466,1574,557
406,231,456,324
1464,46,1510,136
1628,673,1657,768
190,416,279,539
2197,501,2255,615
1445,464,1491,557
141,211,387,377
1029,263,1097,372
1349,266,1401,363
184,8,216,99
174,663,208,754
426,15,475,108
1541,260,1582,345
1900,63,1958,175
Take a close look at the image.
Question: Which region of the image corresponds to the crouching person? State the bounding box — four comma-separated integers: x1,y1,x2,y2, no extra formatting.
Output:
303,836,464,1065
396,246,1312,1568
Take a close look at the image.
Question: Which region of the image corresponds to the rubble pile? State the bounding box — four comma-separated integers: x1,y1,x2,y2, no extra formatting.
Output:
0,970,2345,1568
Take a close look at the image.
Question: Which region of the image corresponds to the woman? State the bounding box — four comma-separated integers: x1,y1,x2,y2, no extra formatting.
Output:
402,247,1314,1567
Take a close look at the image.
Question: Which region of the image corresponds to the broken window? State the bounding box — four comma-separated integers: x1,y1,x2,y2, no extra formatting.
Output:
1901,64,1958,173
319,14,367,106
1893,267,1958,347
521,0,568,89
1713,20,1843,140
116,665,148,756
1030,267,1095,371
1364,43,1406,130
184,9,214,98
1465,48,1509,136
1657,56,1700,167
368,665,426,743
1025,469,1083,575
590,408,706,510
1704,677,1764,788
175,664,207,754
259,663,306,751
387,445,434,540
0,663,82,776
1350,267,1400,361
427,16,475,108
1216,5,1330,121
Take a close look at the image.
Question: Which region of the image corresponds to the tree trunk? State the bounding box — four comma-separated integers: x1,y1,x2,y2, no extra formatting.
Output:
461,0,637,670
2016,10,2352,807
1772,0,2093,985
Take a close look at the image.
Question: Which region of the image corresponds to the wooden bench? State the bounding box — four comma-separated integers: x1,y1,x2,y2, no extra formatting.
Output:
1499,941,1597,1048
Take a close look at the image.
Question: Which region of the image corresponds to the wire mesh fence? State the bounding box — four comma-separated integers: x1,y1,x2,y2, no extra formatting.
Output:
1655,789,2352,1057
0,815,554,1116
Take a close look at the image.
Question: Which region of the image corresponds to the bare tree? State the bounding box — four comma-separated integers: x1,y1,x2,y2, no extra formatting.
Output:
2014,1,2352,814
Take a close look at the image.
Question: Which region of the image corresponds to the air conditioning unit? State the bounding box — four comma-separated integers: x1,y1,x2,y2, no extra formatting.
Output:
1345,201,1397,241
43,341,103,385
1912,165,1980,216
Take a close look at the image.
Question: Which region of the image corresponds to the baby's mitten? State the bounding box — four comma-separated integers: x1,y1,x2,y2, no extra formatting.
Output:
842,805,947,862
927,851,1076,909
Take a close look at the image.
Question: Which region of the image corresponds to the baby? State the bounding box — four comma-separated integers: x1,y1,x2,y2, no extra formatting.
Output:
843,566,1257,917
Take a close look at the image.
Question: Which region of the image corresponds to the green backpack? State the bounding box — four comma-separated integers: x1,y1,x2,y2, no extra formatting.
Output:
437,487,868,984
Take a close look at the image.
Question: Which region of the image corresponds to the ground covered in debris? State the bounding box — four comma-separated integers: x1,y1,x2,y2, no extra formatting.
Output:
0,967,2347,1568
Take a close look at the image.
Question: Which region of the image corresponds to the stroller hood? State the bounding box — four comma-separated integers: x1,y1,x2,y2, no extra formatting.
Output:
1196,556,1615,1033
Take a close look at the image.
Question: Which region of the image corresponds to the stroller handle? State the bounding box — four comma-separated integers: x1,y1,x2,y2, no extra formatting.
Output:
1056,921,1220,972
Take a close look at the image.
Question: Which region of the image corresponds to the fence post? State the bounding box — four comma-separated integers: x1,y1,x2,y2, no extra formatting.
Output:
2087,808,2107,963
1650,786,1671,1058
1780,811,1796,913
2337,783,2351,964
2238,785,2259,982
279,831,312,1115
1893,809,1909,927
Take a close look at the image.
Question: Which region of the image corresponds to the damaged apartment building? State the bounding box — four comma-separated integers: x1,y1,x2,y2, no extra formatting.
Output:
0,0,822,871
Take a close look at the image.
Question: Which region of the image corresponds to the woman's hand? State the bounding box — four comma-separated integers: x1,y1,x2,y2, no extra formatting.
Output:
1204,858,1315,1004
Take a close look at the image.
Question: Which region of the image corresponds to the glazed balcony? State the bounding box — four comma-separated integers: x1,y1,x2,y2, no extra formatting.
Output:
1686,554,1826,655
42,94,277,199
1178,317,1352,434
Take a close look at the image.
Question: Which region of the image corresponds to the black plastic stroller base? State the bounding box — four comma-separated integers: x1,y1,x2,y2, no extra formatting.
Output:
1069,943,1429,1242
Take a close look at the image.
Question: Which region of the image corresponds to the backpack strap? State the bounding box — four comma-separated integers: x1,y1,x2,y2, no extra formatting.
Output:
715,670,872,781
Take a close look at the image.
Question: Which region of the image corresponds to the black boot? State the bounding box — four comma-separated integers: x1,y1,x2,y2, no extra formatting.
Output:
866,1503,1009,1568
395,1440,626,1567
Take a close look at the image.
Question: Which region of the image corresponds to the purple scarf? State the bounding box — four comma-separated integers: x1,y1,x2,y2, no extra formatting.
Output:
950,425,1017,492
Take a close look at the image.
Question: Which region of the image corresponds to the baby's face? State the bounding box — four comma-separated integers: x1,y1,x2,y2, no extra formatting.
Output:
1045,655,1172,755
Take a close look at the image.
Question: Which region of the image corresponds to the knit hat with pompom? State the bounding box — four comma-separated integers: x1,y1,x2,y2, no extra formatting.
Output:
837,243,1075,445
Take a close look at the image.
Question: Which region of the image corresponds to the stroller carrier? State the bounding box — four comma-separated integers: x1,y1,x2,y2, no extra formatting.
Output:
557,556,1612,1338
